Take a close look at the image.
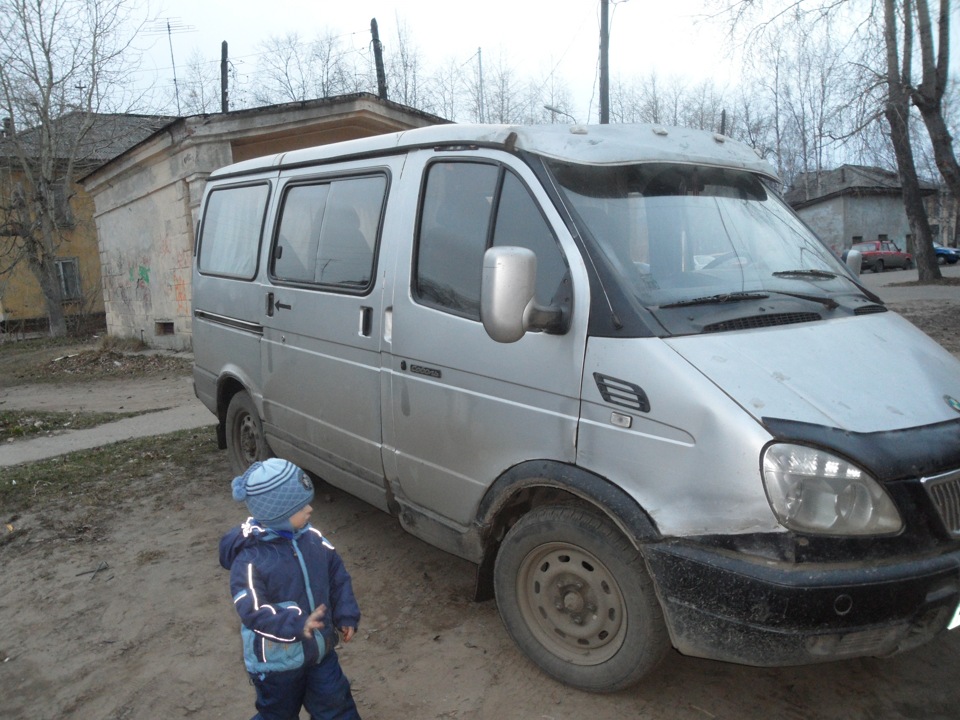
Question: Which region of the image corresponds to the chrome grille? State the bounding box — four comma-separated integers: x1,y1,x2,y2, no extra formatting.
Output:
922,469,960,538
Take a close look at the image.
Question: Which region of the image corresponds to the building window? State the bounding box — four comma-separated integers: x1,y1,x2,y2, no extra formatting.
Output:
55,257,82,301
52,182,75,227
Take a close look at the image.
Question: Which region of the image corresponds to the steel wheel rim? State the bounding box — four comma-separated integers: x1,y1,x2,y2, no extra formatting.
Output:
516,541,627,665
237,413,260,463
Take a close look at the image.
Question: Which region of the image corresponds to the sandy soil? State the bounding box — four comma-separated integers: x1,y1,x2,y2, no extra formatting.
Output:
2,296,960,720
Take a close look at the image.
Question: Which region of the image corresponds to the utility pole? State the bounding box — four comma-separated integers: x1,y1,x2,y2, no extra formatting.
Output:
220,41,229,113
370,19,388,100
477,48,485,123
600,0,609,124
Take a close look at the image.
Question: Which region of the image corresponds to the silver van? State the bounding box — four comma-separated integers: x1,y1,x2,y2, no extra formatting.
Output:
193,123,960,692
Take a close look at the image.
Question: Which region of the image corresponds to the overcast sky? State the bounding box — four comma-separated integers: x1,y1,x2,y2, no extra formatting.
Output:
136,0,739,121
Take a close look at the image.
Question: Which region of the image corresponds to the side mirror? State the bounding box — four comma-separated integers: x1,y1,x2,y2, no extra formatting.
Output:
481,246,568,343
845,249,862,277
481,247,537,343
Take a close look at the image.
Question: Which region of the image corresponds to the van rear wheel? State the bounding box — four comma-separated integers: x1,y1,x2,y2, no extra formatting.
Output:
225,390,272,475
493,505,669,692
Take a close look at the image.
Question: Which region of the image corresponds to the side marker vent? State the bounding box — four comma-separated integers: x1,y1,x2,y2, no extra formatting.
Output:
593,373,650,413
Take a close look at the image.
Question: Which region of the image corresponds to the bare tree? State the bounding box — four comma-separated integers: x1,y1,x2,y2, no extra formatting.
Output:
180,48,221,115
252,33,314,104
422,57,464,121
715,0,947,280
0,0,145,336
385,18,423,107
881,0,939,276
910,0,960,204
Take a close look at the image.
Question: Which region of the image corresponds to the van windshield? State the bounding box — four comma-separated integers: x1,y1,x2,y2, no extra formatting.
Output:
545,161,854,314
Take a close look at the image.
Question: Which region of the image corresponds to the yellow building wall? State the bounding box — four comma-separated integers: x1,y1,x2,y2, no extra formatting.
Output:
0,174,105,329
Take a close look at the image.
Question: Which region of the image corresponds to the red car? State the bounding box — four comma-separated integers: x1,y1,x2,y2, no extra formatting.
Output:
850,240,913,272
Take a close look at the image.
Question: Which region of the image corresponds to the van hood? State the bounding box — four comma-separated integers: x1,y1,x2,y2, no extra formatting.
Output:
664,312,960,434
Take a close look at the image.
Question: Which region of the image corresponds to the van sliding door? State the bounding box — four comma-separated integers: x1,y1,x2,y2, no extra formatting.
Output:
259,165,395,511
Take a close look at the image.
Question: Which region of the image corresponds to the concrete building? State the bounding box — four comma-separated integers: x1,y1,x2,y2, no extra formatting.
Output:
784,164,945,257
82,93,446,350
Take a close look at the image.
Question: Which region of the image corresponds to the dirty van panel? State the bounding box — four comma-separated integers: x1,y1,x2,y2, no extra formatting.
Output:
260,168,393,512
384,151,586,528
193,179,274,416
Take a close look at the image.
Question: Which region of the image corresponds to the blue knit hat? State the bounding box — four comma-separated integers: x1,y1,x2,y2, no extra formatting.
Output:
232,459,314,526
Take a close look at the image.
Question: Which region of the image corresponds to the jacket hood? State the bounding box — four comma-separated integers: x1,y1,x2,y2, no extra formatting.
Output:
219,518,270,569
219,518,313,569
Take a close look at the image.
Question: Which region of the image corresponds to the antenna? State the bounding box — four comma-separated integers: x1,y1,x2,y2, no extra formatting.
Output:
145,18,196,116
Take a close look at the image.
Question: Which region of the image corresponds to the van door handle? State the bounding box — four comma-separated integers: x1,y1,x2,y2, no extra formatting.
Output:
266,292,292,317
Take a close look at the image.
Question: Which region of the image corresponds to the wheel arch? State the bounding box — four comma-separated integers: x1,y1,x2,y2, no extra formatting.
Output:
473,460,661,601
215,372,258,450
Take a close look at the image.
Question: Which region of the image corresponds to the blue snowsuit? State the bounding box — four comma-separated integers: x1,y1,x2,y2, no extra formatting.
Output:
219,518,362,720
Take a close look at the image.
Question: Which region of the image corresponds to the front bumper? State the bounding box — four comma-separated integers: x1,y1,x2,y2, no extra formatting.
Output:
645,539,960,667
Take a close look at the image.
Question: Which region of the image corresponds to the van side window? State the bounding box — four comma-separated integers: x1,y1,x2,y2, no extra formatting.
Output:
416,161,568,320
416,162,498,317
493,172,571,308
272,174,386,290
198,183,269,279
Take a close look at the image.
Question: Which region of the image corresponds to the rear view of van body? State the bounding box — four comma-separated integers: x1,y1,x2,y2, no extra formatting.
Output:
193,123,960,692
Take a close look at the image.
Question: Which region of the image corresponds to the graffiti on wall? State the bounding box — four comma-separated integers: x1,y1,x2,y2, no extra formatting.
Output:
105,250,152,313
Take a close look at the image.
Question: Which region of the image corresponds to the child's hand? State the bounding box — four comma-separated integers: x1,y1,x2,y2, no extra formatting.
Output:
339,626,356,643
303,604,326,638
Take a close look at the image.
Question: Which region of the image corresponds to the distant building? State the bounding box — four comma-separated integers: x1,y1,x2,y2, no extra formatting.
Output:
784,164,954,256
81,93,447,350
0,113,172,335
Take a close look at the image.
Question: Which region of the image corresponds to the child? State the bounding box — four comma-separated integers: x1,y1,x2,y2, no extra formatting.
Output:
219,458,362,720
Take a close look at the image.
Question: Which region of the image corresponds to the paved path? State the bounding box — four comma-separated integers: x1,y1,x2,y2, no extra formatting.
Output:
0,403,215,467
0,373,216,468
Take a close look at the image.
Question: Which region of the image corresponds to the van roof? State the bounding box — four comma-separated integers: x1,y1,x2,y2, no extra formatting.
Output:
210,123,779,181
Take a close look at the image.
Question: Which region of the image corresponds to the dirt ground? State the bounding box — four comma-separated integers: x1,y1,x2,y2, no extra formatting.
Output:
2,296,960,720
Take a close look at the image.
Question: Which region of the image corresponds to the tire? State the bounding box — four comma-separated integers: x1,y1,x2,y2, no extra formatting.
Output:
938,255,946,266
493,505,670,692
225,390,273,475
874,259,884,273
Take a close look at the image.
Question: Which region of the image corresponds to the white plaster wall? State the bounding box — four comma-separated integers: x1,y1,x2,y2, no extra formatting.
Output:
97,181,196,350
796,196,845,253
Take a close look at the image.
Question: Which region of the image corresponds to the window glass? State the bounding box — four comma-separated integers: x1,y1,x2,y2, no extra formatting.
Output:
55,258,82,300
316,176,385,287
493,172,569,307
416,163,498,317
416,162,568,320
198,184,269,278
273,184,329,283
272,175,385,290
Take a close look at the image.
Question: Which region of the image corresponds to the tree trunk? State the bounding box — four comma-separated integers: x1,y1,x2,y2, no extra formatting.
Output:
884,0,941,281
32,256,68,337
911,0,960,205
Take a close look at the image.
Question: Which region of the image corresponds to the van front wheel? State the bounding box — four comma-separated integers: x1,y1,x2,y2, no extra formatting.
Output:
493,505,669,692
225,390,272,475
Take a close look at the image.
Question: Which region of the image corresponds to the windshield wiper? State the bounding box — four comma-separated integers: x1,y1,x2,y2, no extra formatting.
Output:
767,290,839,309
660,289,839,311
775,268,885,305
659,292,769,309
772,269,837,280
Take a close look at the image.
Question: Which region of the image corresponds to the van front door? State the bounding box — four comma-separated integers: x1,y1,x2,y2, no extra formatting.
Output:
260,167,392,511
384,152,587,532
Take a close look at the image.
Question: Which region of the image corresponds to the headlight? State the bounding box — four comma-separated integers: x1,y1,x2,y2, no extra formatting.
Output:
762,443,902,535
